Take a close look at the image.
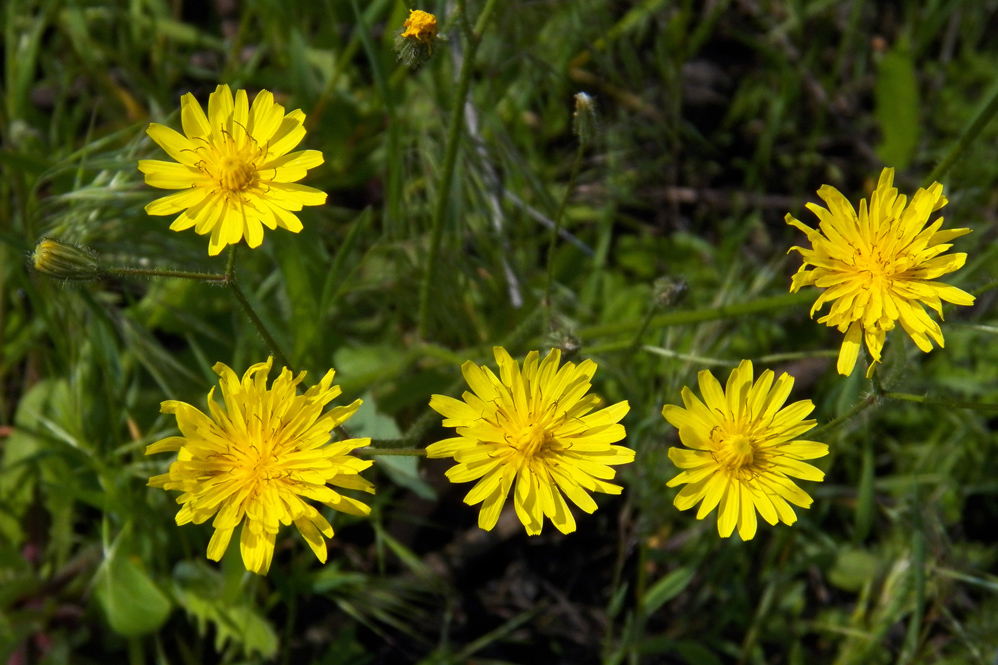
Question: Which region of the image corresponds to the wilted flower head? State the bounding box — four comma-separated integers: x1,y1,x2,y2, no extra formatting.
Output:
139,84,326,256
787,168,974,376
427,347,634,535
663,361,827,540
147,358,373,575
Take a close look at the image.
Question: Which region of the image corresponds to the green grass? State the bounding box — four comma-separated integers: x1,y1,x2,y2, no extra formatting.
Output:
4,0,998,663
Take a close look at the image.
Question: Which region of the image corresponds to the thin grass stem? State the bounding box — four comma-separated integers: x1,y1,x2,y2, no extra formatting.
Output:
417,0,499,340
544,141,585,329
924,82,998,186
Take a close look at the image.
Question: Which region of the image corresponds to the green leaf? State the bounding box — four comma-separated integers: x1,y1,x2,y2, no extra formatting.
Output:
172,560,279,658
349,394,436,500
95,553,172,637
875,43,920,169
827,547,879,593
642,566,695,616
854,442,875,543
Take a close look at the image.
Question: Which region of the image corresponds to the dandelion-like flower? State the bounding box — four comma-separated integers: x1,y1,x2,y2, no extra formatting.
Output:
146,358,373,575
663,361,827,540
139,84,326,256
427,347,634,535
787,167,974,376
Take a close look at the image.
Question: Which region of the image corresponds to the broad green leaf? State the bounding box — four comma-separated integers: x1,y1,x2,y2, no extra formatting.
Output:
95,553,172,636
855,443,875,543
642,566,695,615
172,560,278,658
827,547,879,593
875,44,920,169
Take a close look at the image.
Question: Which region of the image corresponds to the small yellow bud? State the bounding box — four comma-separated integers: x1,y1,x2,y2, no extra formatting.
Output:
31,238,102,281
395,9,439,70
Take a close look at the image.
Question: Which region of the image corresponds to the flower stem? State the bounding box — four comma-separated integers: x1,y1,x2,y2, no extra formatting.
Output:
882,391,998,414
103,267,226,281
924,83,998,186
358,447,428,456
416,0,498,341
808,395,878,440
223,246,293,372
544,141,585,330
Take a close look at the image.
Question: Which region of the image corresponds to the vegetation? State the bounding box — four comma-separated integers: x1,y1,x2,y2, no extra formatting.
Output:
3,0,998,663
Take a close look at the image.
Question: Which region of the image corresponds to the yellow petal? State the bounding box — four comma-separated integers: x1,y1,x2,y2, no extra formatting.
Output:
837,321,862,376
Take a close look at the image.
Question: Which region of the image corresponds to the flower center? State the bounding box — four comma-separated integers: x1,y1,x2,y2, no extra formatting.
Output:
716,433,755,470
218,155,256,192
517,423,552,458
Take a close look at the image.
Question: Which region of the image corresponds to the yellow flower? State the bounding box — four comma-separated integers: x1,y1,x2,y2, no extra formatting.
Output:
427,347,634,535
138,84,326,256
663,361,826,540
146,358,373,575
401,9,437,44
787,167,975,376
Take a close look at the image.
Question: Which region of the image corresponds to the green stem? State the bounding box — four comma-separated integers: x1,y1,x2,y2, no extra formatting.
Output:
544,141,585,329
882,391,998,414
223,246,293,372
104,267,226,281
972,276,998,296
416,0,498,340
358,447,427,456
808,395,877,440
924,82,998,186
472,0,500,36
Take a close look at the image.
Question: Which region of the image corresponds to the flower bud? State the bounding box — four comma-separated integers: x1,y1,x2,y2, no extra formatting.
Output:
30,238,102,281
395,9,439,70
572,93,599,145
652,277,688,308
546,329,582,360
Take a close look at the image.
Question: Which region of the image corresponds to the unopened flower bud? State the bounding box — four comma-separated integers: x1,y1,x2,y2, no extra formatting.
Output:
395,9,439,70
31,238,102,281
545,329,582,360
572,92,599,145
652,277,688,308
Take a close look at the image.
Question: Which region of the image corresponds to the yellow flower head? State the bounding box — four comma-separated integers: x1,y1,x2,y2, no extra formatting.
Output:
139,84,327,256
427,347,634,536
787,168,975,376
663,361,827,540
146,358,373,575
401,9,437,44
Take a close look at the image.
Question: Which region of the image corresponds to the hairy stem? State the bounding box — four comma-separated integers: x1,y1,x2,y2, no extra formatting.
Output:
104,267,226,281
808,394,878,440
882,391,998,414
224,246,294,372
